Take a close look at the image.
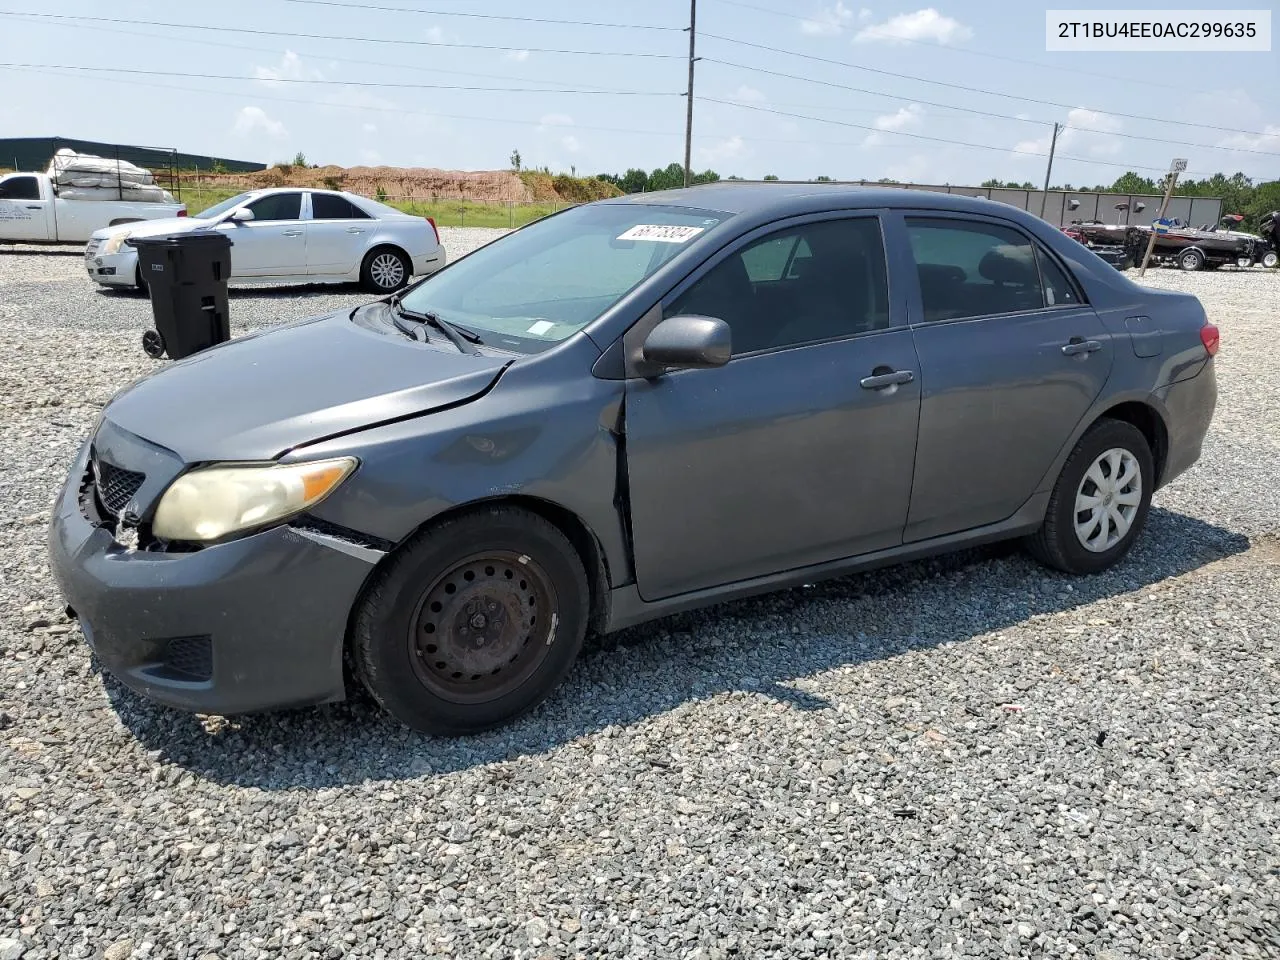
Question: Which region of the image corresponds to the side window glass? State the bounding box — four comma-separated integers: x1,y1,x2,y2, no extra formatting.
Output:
1036,248,1082,306
666,217,890,356
312,194,370,220
0,176,40,201
906,218,1043,322
247,192,302,222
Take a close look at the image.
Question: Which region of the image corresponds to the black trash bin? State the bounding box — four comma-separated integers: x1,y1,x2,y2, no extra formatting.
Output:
129,232,233,360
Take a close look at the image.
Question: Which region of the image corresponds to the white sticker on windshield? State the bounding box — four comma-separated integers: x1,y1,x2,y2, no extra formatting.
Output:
526,320,555,336
617,224,705,244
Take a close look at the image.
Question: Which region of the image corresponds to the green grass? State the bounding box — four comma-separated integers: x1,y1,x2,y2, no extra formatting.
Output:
173,185,572,228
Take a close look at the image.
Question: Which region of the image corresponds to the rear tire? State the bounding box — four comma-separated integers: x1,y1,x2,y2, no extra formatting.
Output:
1026,419,1153,575
352,506,590,735
1179,248,1205,271
360,247,411,294
134,264,149,297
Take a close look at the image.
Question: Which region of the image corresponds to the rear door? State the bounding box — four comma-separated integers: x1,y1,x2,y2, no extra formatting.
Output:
218,191,308,276
305,192,374,273
895,213,1114,542
623,212,923,600
0,175,51,241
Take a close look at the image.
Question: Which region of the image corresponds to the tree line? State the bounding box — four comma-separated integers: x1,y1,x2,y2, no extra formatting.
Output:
589,162,1279,226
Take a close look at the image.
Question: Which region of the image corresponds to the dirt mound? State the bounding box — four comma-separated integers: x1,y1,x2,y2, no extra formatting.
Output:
197,164,621,203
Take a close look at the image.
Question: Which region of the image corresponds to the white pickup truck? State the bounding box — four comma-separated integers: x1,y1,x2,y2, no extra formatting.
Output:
0,172,187,244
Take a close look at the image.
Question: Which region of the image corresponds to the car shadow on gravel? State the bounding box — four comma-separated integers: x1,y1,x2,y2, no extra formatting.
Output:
94,283,370,300
103,506,1248,789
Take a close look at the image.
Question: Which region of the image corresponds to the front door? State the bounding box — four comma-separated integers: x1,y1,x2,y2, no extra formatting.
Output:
897,214,1115,542
624,213,922,601
218,191,308,277
0,175,51,241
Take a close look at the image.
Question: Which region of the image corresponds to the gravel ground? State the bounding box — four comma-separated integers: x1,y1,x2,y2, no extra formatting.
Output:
0,243,1277,960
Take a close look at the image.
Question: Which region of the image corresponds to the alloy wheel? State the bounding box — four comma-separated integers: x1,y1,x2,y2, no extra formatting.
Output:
370,252,405,290
1073,447,1142,553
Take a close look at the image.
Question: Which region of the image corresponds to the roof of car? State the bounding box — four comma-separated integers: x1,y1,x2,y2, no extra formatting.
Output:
604,181,1029,219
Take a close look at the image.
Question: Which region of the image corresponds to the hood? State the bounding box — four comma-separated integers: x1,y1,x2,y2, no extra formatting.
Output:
94,217,211,241
102,309,511,462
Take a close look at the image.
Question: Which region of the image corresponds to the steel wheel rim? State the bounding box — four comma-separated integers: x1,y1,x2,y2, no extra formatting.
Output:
370,253,405,289
1264,252,1278,268
1073,447,1142,553
408,551,558,705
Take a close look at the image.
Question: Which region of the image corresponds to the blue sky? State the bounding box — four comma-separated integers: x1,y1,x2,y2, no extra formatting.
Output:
1,1,1276,185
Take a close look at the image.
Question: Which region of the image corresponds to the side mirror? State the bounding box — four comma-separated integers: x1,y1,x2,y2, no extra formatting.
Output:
641,315,731,371
228,207,255,223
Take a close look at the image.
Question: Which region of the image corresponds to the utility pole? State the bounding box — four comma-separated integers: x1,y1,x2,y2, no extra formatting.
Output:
1138,159,1187,278
683,0,697,188
1038,122,1061,220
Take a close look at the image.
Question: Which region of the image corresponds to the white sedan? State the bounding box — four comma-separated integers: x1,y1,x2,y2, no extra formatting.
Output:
85,187,446,294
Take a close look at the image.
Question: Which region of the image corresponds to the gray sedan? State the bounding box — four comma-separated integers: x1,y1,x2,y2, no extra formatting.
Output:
49,184,1219,734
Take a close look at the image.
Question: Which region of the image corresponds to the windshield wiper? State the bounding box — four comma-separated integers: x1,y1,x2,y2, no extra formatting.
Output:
387,293,482,355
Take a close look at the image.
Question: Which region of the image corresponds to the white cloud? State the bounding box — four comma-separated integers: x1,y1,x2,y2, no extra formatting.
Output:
858,7,873,20
863,104,923,146
561,135,581,154
1217,123,1280,154
855,8,973,45
538,113,575,128
1012,107,1123,160
695,135,748,165
232,106,287,140
362,123,378,134
729,84,767,104
253,50,322,83
503,49,531,62
800,2,855,35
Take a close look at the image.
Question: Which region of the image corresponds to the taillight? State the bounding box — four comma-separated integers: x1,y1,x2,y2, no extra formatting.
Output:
425,216,438,241
177,209,188,217
1200,323,1219,356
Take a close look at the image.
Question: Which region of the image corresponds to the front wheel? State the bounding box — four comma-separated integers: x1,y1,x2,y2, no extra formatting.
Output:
351,506,590,735
360,247,411,294
1025,419,1154,575
1263,250,1279,269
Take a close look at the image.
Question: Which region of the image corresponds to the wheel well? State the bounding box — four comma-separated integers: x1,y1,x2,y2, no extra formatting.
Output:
1097,402,1168,487
386,497,612,635
363,243,410,267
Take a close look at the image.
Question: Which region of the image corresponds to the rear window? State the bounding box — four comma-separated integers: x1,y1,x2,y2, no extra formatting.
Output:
311,193,371,220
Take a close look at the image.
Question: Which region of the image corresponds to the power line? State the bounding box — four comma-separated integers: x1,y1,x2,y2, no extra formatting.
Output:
0,10,683,59
282,0,680,31
707,0,1279,106
0,12,634,90
704,62,1280,158
700,30,1278,138
0,62,682,96
0,65,685,140
702,98,1232,176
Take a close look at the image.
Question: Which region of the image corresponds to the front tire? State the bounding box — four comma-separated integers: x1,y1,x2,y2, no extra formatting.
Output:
1263,250,1279,269
1026,419,1154,575
360,247,411,294
352,506,590,735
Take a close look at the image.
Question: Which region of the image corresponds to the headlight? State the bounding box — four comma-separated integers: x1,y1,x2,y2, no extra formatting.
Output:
152,457,357,542
102,232,131,255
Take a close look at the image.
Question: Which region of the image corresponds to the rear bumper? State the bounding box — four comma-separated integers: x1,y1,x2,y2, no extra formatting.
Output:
48,441,384,716
1155,359,1217,488
412,250,446,277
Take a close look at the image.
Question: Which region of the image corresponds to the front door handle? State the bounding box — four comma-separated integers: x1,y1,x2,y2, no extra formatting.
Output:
860,369,915,390
26,205,42,209
1062,337,1102,356
282,230,304,237
346,227,366,234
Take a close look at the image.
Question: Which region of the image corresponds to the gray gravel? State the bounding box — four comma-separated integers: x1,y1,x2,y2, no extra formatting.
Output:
1,244,1277,959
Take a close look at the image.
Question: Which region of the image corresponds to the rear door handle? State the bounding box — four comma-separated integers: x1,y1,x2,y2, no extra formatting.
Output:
1061,338,1102,356
860,369,914,390
282,230,304,237
346,227,366,234
26,205,42,209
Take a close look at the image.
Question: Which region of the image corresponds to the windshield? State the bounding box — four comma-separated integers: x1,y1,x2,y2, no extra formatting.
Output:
397,202,731,353
193,192,254,219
